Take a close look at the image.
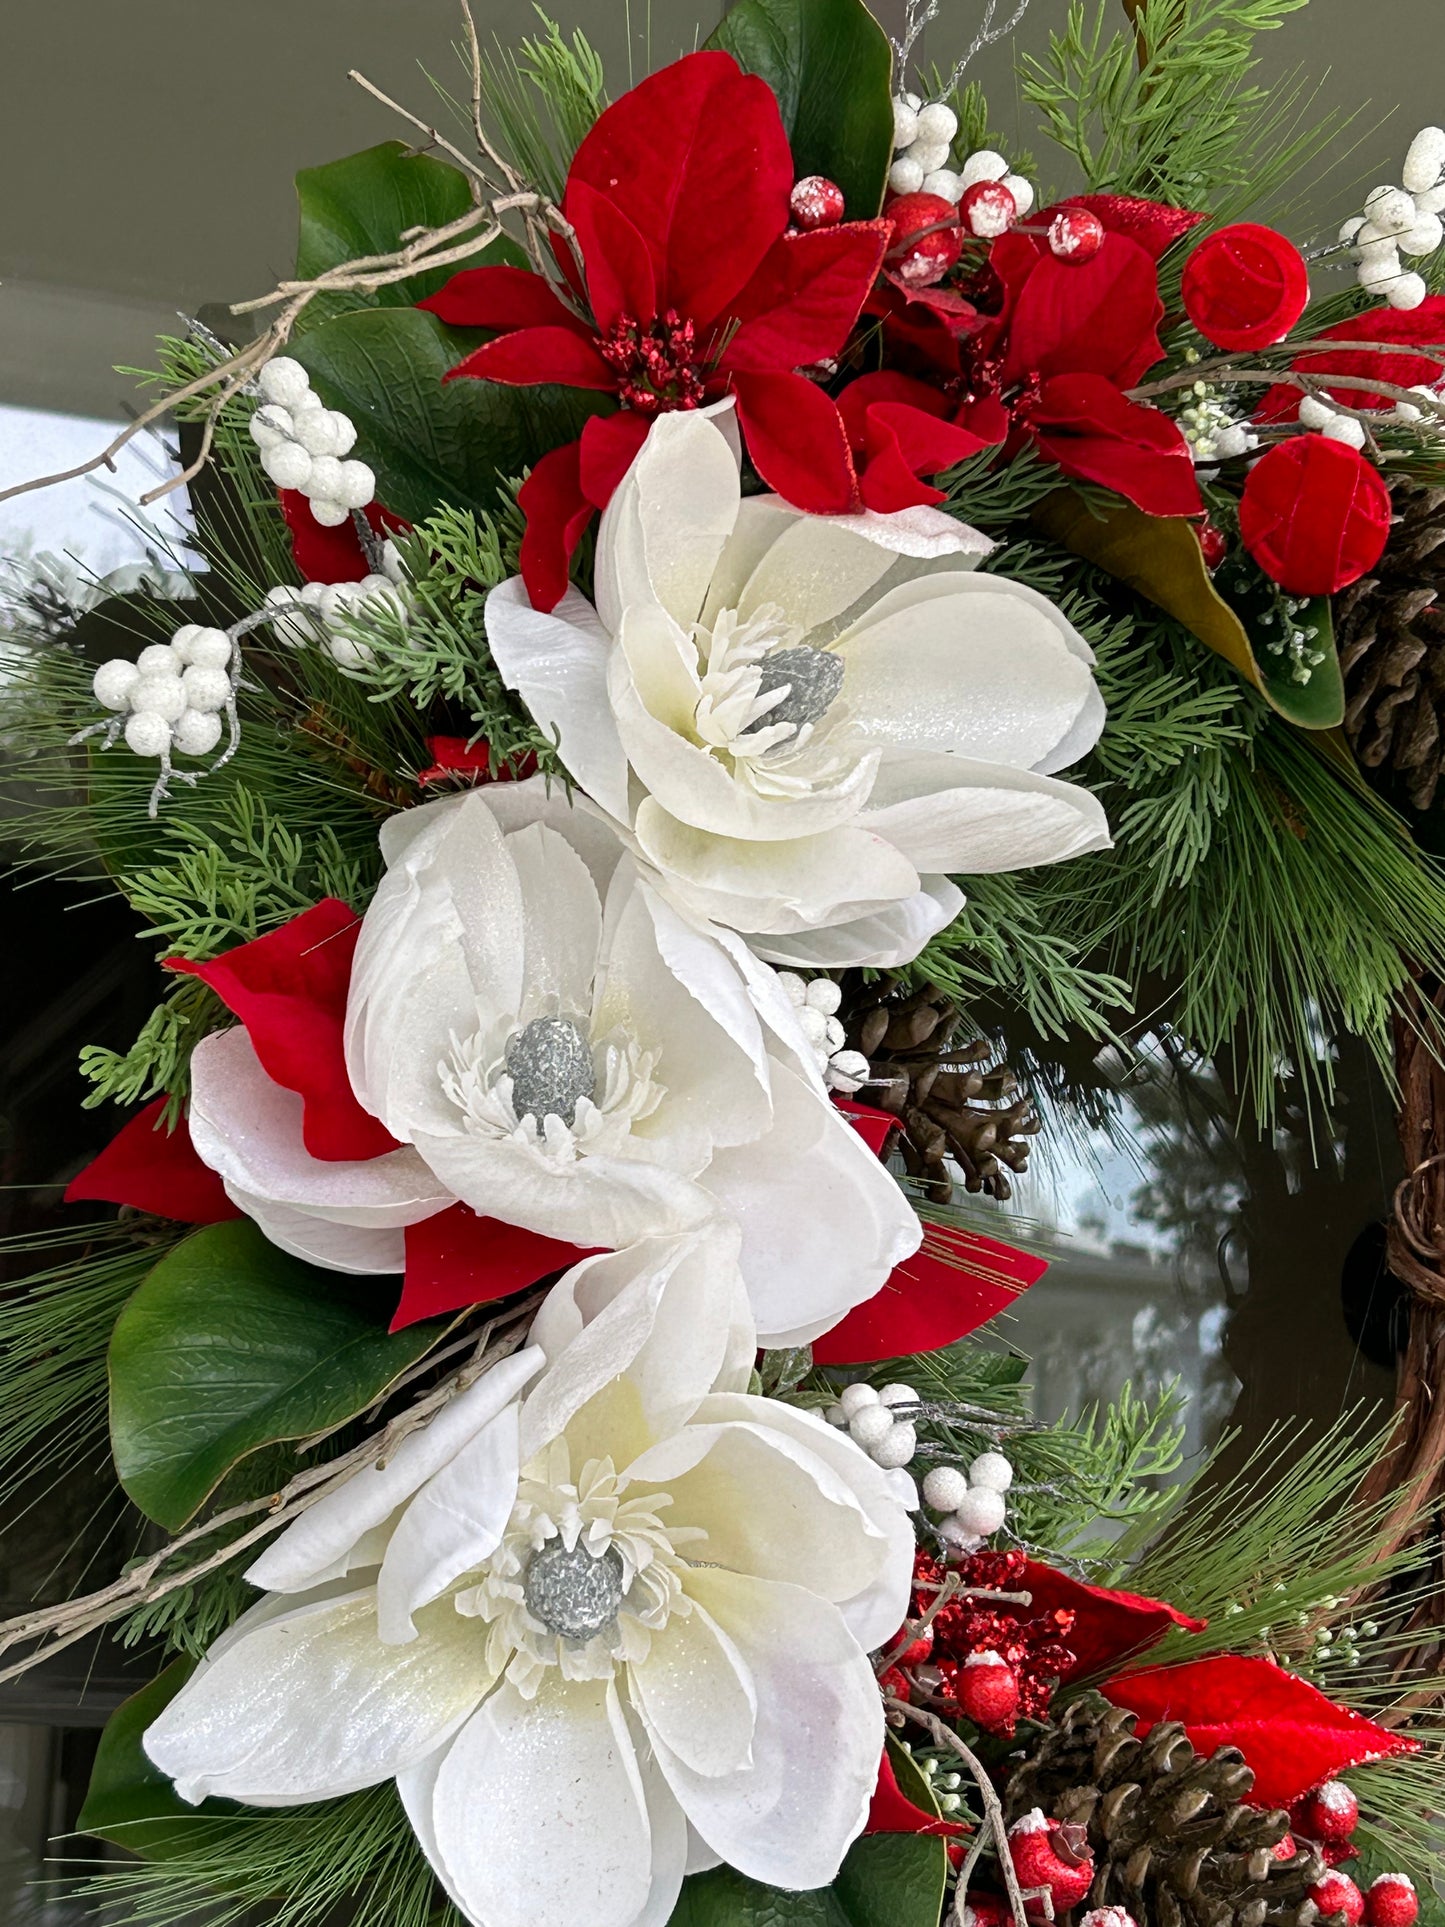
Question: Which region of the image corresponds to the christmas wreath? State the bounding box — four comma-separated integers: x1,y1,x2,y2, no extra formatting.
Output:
3,2,1445,1925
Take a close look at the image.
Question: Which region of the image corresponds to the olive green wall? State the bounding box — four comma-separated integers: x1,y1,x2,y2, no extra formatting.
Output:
0,0,1439,413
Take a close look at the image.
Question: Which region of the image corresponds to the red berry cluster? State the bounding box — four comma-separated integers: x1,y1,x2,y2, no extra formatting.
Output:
596,309,706,414
913,1551,1076,1730
1292,1782,1418,1927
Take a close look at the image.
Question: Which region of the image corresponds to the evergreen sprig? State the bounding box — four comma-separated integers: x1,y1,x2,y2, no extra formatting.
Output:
472,10,607,205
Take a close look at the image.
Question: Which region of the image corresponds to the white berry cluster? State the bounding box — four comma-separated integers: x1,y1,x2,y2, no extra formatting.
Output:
825,1381,919,1471
1254,593,1328,686
91,624,235,761
1176,380,1259,464
776,972,871,1093
262,550,408,671
1340,127,1445,312
1295,386,1440,450
889,94,1034,217
248,357,376,527
921,1451,1014,1550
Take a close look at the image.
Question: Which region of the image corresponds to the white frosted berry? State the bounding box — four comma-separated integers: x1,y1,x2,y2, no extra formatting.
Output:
299,581,327,607
1214,423,1254,458
838,1382,880,1417
923,1465,969,1512
181,665,232,713
1415,182,1445,216
915,102,959,147
1002,173,1035,217
171,708,223,757
797,1005,830,1047
186,629,233,670
249,403,295,450
353,576,408,623
1389,271,1428,310
822,1017,846,1054
909,139,952,176
1321,415,1367,449
132,674,186,722
775,970,808,1008
824,1403,848,1427
848,1404,895,1449
124,710,173,757
326,634,373,669
256,356,312,409
938,1514,981,1549
1402,213,1444,257
892,98,920,150
292,408,345,457
953,1485,1007,1537
824,1049,870,1094
136,642,179,676
1358,250,1404,292
332,460,376,510
305,455,344,501
960,149,1010,188
872,1422,916,1470
1404,127,1445,195
1340,215,1366,245
879,1383,918,1408
309,498,352,527
922,169,964,205
802,978,841,1015
1364,185,1418,236
1299,396,1336,430
327,411,358,456
262,440,313,490
93,658,140,710
263,585,317,649
889,156,926,196
168,623,203,661
969,1450,1014,1493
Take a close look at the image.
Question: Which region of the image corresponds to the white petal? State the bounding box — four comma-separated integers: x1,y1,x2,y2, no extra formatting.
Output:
143,1588,495,1805
860,752,1111,872
505,820,603,1025
705,924,829,1091
629,1597,758,1778
824,501,994,563
483,578,632,819
247,1347,544,1593
747,878,964,969
376,1401,522,1643
218,1186,411,1274
700,496,801,626
701,1060,922,1345
649,1571,881,1891
596,412,741,634
736,515,910,638
691,1395,915,1651
443,774,628,898
429,1675,654,1927
397,1745,472,1919
837,574,1098,769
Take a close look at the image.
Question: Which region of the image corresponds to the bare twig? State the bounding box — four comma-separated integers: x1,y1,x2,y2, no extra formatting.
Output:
887,1696,1034,1927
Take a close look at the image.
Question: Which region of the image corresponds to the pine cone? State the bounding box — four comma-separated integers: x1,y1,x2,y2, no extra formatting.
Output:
1004,1695,1327,1927
840,977,1039,1203
1338,479,1445,810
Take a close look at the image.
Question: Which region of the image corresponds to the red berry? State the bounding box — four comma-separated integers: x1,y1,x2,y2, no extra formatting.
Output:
954,1650,1020,1735
1273,1833,1298,1862
963,1897,1013,1927
1309,1873,1365,1925
878,1665,911,1703
1009,1811,1094,1916
899,1627,935,1665
1197,522,1228,570
1080,1911,1138,1927
1297,1781,1360,1844
791,175,846,231
1047,207,1106,264
885,192,963,288
1366,1876,1419,1927
959,179,1018,239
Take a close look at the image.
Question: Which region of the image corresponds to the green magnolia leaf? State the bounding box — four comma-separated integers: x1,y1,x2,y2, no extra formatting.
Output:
78,1660,243,1859
668,1834,946,1927
1212,558,1345,731
294,141,524,332
706,0,895,220
109,1221,446,1530
291,306,610,525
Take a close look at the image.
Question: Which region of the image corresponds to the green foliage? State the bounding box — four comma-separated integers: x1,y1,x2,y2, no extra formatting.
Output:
706,0,896,220
475,11,609,204
671,1834,947,1927
78,976,221,1118
108,1221,442,1529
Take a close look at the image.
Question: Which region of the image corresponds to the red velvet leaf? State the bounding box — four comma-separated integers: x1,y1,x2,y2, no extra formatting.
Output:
445,326,618,391
578,409,652,509
812,1223,1047,1365
1004,232,1166,390
281,495,408,585
517,439,594,614
721,222,890,374
866,1750,969,1837
65,1098,241,1225
395,1204,601,1329
832,1096,899,1158
1027,374,1202,518
418,264,588,334
1254,295,1445,420
732,368,859,513
1101,1656,1419,1809
1019,1561,1205,1681
169,900,398,1164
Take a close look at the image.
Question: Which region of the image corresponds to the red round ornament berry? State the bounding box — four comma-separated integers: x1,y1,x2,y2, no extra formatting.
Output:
791,175,846,231
1309,1872,1365,1925
955,1650,1020,1734
899,1626,935,1665
1047,206,1105,264
1296,1781,1360,1844
1238,437,1392,596
878,1665,911,1703
963,1896,1013,1926
1009,1810,1095,1916
1366,1875,1419,1927
959,179,1018,239
1080,1910,1139,1927
885,192,963,288
1181,222,1309,352
1197,521,1228,570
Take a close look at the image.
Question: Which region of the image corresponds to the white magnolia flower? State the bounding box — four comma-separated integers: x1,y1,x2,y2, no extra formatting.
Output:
486,410,1110,968
144,1231,915,1927
189,778,919,1344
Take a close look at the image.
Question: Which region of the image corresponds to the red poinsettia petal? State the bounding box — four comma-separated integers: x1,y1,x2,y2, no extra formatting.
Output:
1019,1561,1205,1682
418,736,492,786
839,370,950,431
812,1224,1048,1365
1254,295,1445,421
578,408,652,509
517,438,595,614
1238,437,1391,595
1045,196,1208,261
566,50,793,332
281,495,408,585
65,1097,241,1225
395,1204,602,1329
866,1750,970,1838
417,264,589,334
834,1096,899,1158
1026,374,1203,517
1101,1656,1419,1810
169,900,398,1164
445,325,617,392
859,403,1001,511
567,180,658,332
732,369,859,513
721,222,890,373
1004,233,1166,390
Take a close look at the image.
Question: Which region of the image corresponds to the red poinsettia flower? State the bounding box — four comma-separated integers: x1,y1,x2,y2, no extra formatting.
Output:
1254,295,1445,422
422,49,888,610
66,1098,240,1226
837,371,1009,512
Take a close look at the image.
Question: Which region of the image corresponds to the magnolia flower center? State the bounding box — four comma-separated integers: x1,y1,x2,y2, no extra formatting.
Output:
523,1542,627,1639
505,1015,596,1132
597,309,707,415
740,644,846,735
691,605,855,802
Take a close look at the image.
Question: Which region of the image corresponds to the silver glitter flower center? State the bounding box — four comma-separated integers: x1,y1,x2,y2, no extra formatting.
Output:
505,1016,595,1131
523,1542,627,1640
742,645,845,735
